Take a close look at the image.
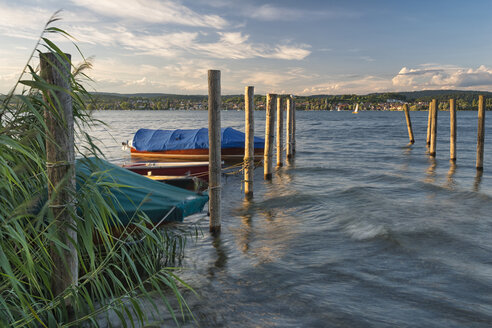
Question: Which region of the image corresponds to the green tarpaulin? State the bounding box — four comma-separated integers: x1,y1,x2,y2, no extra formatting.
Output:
76,157,208,225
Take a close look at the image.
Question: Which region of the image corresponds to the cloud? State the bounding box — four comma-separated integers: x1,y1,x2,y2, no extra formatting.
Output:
302,75,392,95
242,3,361,22
241,71,292,87
252,4,304,21
193,33,310,60
392,65,492,89
72,26,311,60
87,57,219,94
239,67,318,94
70,0,228,29
0,3,52,39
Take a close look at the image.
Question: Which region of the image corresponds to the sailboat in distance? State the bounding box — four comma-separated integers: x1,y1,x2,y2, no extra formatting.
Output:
352,103,359,114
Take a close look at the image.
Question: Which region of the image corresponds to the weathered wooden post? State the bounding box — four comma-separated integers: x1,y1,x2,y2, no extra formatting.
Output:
208,70,221,233
291,95,296,154
276,96,284,167
476,95,486,170
403,104,414,144
450,99,457,161
426,101,432,146
40,52,78,298
286,96,293,159
264,93,276,180
244,86,254,199
430,99,438,157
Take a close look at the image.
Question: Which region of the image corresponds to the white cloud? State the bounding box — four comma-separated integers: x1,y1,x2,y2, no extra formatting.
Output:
242,3,361,22
87,57,219,94
241,71,291,87
268,45,311,60
300,64,492,95
192,33,310,60
239,67,318,94
392,65,492,90
72,26,311,61
0,3,101,40
302,76,392,95
252,4,303,21
70,0,228,29
0,3,51,39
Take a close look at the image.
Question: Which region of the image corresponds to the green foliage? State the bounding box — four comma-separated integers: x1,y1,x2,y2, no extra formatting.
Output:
0,14,193,327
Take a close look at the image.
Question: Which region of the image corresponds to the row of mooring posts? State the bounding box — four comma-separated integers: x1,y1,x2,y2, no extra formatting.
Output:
207,70,296,233
403,96,486,170
263,93,296,179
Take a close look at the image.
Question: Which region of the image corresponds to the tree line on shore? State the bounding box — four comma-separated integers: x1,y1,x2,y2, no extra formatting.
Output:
81,90,492,111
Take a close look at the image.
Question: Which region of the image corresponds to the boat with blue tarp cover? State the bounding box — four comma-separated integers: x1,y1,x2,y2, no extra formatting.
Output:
77,157,209,226
127,127,264,160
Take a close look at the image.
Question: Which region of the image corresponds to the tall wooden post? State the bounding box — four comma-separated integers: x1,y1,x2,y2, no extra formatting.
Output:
426,102,432,146
430,99,438,157
450,99,457,161
244,86,254,199
208,70,221,233
264,93,276,180
291,95,296,154
40,52,78,298
286,96,293,159
403,104,414,144
276,96,284,167
476,95,486,170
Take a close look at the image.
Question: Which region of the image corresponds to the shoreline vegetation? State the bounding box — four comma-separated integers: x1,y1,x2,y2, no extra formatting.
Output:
72,90,492,111
1,17,195,327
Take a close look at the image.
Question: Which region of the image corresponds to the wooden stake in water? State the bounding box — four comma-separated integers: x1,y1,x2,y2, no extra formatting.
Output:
426,102,432,146
476,95,486,170
276,96,284,167
292,95,296,154
450,99,457,161
286,96,293,159
244,86,254,199
40,52,78,298
403,104,414,144
264,93,276,180
208,70,221,233
430,99,438,157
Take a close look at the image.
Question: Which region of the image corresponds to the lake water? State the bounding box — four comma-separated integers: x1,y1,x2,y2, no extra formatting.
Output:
90,109,492,327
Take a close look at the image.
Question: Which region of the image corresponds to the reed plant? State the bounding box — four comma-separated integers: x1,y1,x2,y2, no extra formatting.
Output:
0,14,194,327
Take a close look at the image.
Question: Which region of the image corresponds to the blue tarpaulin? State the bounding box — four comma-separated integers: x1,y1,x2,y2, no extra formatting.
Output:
76,157,209,225
132,127,264,152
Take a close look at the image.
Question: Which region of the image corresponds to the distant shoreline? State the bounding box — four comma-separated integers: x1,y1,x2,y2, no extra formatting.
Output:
86,90,492,112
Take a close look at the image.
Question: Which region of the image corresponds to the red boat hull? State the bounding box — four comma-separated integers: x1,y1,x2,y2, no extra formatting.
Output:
123,162,209,181
130,147,264,161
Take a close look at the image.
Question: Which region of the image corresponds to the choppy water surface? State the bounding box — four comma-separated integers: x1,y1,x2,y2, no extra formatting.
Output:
90,110,492,327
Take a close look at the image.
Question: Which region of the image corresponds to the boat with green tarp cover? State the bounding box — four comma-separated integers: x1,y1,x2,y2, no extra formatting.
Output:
77,157,209,225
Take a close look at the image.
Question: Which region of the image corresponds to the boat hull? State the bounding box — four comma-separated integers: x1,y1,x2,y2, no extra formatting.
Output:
123,161,209,181
130,147,264,161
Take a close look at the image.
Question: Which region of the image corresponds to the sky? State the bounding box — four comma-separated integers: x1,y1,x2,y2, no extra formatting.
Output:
1,0,492,95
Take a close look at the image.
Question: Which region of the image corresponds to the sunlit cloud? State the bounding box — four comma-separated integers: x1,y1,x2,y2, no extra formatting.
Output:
193,33,310,60
0,3,51,39
302,76,392,95
70,0,228,29
0,3,100,40
239,3,361,22
73,27,311,61
252,4,305,21
392,65,492,90
87,58,220,94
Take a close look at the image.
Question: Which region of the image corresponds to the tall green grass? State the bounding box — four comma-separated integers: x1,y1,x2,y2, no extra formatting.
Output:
0,14,194,327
